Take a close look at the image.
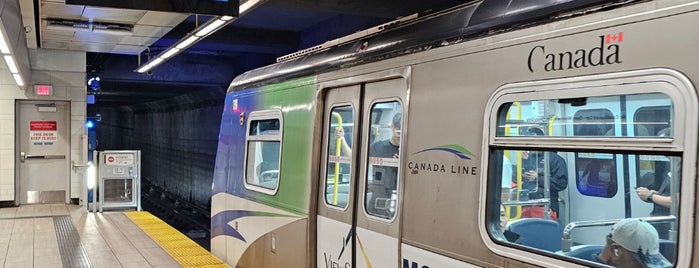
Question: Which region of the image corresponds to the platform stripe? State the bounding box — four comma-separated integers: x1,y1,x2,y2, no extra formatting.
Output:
125,211,230,268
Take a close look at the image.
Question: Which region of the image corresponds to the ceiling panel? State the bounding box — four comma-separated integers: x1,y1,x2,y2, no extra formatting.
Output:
41,29,76,40
118,36,160,46
41,39,71,49
111,44,147,55
74,42,116,53
81,7,147,24
41,2,83,19
138,11,188,27
131,25,173,38
74,31,125,43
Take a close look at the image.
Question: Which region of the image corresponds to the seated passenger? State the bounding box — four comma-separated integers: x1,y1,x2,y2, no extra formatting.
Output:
500,205,521,243
597,218,672,268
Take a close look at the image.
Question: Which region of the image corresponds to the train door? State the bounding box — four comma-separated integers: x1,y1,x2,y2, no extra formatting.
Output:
564,96,626,227
317,77,406,268
16,101,70,204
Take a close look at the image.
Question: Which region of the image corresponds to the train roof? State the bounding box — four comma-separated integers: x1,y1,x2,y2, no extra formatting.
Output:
228,0,636,91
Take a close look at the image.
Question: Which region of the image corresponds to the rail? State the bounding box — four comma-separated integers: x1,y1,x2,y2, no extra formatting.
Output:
561,215,677,252
141,179,211,234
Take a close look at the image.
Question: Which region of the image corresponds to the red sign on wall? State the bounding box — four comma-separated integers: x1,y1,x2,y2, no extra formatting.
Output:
30,121,57,131
29,121,57,145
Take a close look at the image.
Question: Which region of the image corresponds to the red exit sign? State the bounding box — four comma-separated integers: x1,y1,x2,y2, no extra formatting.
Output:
34,85,53,96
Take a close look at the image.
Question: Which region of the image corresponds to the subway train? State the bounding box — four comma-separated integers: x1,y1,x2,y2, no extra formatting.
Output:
211,0,698,267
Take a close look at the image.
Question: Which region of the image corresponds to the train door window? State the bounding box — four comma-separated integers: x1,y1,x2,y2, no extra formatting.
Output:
325,105,354,208
573,109,617,197
365,101,402,219
485,73,694,268
244,110,282,194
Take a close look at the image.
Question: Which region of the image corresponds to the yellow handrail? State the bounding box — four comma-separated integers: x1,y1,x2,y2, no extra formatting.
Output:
505,102,523,220
548,116,556,136
331,112,343,205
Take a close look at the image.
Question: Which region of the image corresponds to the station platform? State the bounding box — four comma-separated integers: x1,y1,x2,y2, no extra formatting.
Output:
0,204,228,268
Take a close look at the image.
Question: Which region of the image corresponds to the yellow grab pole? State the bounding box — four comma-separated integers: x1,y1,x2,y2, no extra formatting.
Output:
506,102,523,220
548,116,556,136
332,112,343,205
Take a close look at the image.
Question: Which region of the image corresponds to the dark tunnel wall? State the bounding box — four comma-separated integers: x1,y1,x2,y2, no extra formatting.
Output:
94,89,225,208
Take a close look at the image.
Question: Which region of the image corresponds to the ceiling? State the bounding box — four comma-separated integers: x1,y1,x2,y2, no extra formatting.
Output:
18,0,472,106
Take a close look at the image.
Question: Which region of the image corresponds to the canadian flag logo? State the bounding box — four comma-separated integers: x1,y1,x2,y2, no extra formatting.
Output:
606,32,624,44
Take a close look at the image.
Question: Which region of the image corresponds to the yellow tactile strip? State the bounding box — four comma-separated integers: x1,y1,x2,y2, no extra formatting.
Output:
125,211,230,268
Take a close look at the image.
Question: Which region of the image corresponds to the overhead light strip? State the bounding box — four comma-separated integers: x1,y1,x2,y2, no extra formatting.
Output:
0,28,24,86
135,0,263,73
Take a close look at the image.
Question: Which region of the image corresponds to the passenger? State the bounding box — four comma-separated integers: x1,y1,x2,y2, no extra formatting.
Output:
500,205,521,243
520,127,568,220
597,218,672,268
369,112,401,159
334,126,352,156
501,154,514,202
635,128,673,238
366,113,401,215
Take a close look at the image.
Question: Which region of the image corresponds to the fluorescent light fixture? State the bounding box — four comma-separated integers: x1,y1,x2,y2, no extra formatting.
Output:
4,55,18,73
12,74,23,86
136,65,150,73
195,19,227,37
0,34,9,54
240,0,261,14
175,35,200,49
135,0,265,73
150,58,164,66
159,48,181,59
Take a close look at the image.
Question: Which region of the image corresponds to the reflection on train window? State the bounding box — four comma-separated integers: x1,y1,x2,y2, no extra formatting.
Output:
574,109,614,136
633,105,671,137
325,106,353,208
492,148,680,265
365,101,402,219
496,93,673,137
245,117,282,191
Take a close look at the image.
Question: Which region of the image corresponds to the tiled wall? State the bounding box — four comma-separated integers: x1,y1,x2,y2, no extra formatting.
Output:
0,48,86,201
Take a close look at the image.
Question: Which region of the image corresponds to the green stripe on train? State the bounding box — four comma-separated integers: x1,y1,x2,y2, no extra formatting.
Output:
258,76,316,215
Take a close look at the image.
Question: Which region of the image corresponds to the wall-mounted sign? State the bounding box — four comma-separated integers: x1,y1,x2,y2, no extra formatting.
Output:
104,154,135,166
29,121,57,145
34,85,53,96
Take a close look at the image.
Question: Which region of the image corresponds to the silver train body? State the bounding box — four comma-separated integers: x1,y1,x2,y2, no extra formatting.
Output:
212,0,698,267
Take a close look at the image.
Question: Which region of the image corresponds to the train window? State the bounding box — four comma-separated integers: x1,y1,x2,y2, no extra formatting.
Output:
486,88,682,264
494,149,679,264
365,101,402,219
244,112,282,193
496,93,673,138
325,106,353,208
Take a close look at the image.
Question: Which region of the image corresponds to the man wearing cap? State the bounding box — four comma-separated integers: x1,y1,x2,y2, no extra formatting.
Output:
597,218,673,268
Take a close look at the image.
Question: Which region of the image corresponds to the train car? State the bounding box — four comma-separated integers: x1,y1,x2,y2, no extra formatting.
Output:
211,0,698,267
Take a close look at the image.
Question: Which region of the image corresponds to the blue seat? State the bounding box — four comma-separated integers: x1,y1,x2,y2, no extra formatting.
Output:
507,218,563,252
566,245,604,262
658,239,676,263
